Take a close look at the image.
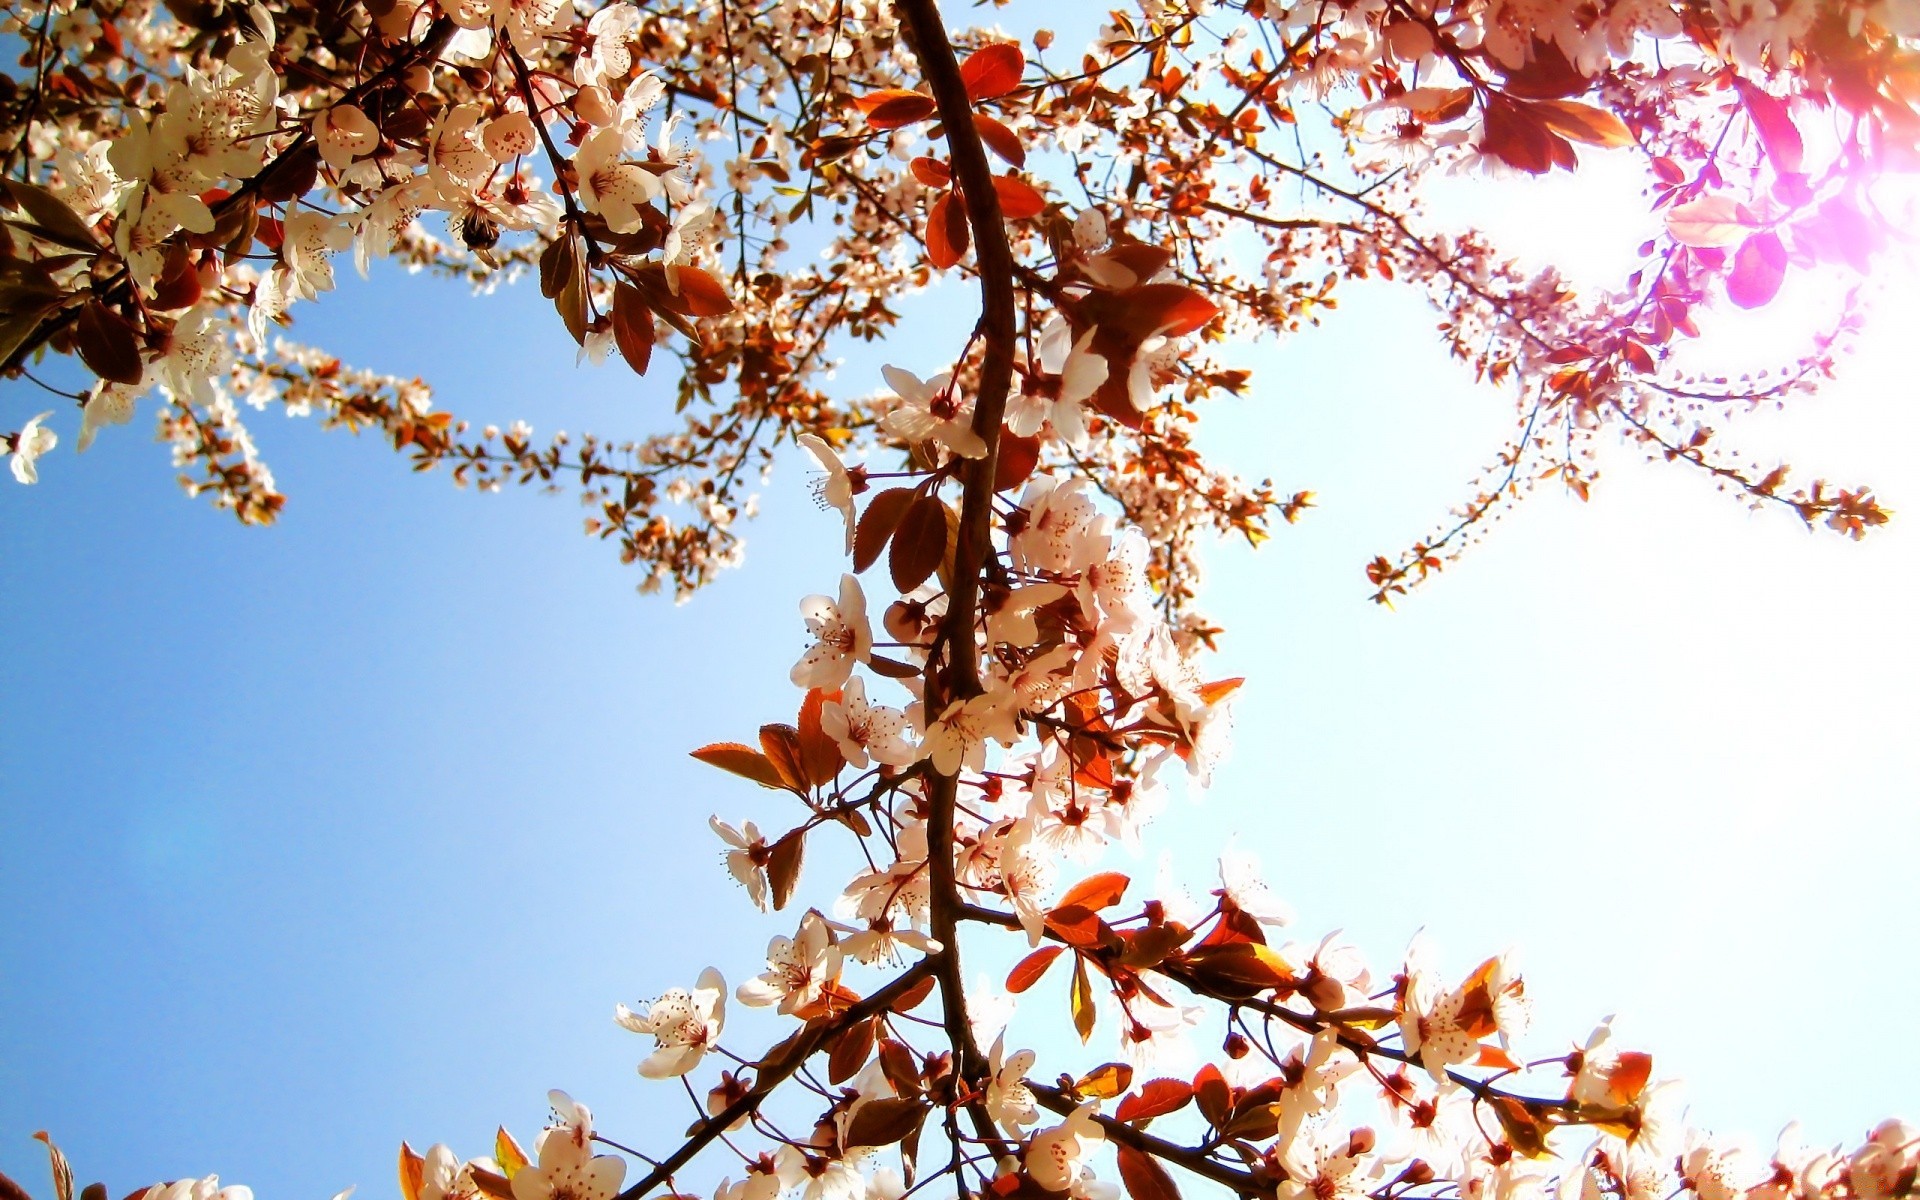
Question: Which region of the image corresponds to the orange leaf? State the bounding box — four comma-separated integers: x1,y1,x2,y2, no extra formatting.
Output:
690,742,786,789
1534,99,1635,148
767,828,805,910
1476,1045,1522,1071
910,156,953,187
854,89,938,129
927,190,969,270
666,266,734,316
1007,945,1065,993
992,174,1046,220
1606,1051,1654,1106
759,723,809,792
612,283,656,376
973,113,1025,167
797,688,844,787
854,487,916,574
1075,1062,1134,1099
1117,283,1220,339
994,431,1040,492
1057,870,1130,912
960,43,1025,103
399,1144,426,1200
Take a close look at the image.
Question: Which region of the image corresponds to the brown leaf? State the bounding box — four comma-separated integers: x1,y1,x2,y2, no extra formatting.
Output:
74,301,142,385
1115,1143,1182,1200
910,157,953,187
845,1097,929,1149
854,487,916,573
538,232,575,299
32,1133,71,1200
960,42,1025,102
767,828,805,910
399,1143,427,1200
927,190,969,270
892,973,936,1013
796,689,844,786
759,723,810,792
690,742,786,790
1497,38,1592,99
664,266,734,316
1182,942,1298,995
1075,1062,1134,1099
1115,1078,1193,1124
1006,945,1065,993
828,1015,878,1084
973,113,1025,167
612,283,656,376
877,1038,923,1097
1057,871,1130,912
890,494,948,593
1191,1064,1231,1130
865,653,923,680
1488,1096,1554,1159
1,179,101,252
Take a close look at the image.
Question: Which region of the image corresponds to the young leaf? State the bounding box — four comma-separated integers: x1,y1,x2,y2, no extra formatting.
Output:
994,432,1040,492
1534,100,1634,148
690,742,786,789
1070,954,1096,1042
1727,231,1787,309
1075,1062,1134,1099
31,1133,71,1200
399,1143,427,1200
1735,79,1804,174
854,89,937,129
668,266,734,316
1,179,101,252
845,1097,929,1149
890,494,948,593
494,1128,529,1180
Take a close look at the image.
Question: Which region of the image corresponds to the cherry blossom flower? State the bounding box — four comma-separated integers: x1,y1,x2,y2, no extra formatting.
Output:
774,1147,867,1200
572,127,661,235
879,365,986,459
1025,1102,1104,1193
616,967,726,1078
921,691,1018,776
820,678,916,768
79,380,146,452
9,412,58,484
798,433,856,555
1277,1122,1384,1200
1219,845,1294,927
139,1177,254,1200
791,575,872,689
985,1035,1040,1128
512,1091,625,1200
737,910,842,1015
315,104,378,170
710,816,771,910
419,1144,482,1200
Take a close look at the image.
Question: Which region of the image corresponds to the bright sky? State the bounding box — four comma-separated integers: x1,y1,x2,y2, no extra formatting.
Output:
2,48,1916,1200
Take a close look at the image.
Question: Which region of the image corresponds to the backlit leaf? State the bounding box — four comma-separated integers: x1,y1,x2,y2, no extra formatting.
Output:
1007,945,1065,993
690,742,785,790
960,43,1024,102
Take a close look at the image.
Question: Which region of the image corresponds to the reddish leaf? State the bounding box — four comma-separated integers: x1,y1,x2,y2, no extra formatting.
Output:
892,973,936,1013
855,89,938,129
1481,96,1563,175
1727,230,1786,309
927,190,969,270
909,156,953,187
1191,1064,1232,1130
878,1038,924,1097
993,431,1039,492
1045,905,1112,950
152,243,203,312
1115,1078,1194,1124
828,1016,878,1084
74,301,142,386
1115,284,1219,339
1116,1143,1182,1200
960,43,1025,102
1735,78,1804,174
612,283,656,376
767,828,805,910
1057,871,1130,912
1006,945,1065,993
854,487,917,573
889,494,948,593
399,1144,426,1200
759,723,810,792
797,688,845,786
973,113,1026,167
992,174,1046,220
690,742,785,789
1182,942,1298,993
1605,1051,1654,1105
1497,39,1591,99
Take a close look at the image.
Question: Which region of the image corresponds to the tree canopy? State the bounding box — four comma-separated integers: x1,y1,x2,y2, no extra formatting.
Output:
1,1,1914,1200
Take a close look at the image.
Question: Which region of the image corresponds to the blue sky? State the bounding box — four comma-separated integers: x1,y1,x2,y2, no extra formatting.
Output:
3,144,1917,1200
